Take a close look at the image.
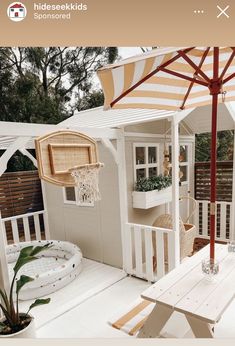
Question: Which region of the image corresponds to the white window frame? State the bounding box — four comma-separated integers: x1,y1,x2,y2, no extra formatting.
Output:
63,187,94,207
133,143,160,182
167,142,190,186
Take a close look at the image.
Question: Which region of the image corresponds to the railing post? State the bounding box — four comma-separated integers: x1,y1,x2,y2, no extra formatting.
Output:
171,118,180,268
0,212,10,293
116,130,129,272
41,181,51,240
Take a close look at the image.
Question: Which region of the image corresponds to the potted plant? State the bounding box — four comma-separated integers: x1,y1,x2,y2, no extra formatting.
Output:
132,174,172,209
0,243,51,338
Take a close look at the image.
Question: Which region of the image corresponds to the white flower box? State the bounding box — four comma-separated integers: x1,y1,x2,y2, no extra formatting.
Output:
132,186,172,209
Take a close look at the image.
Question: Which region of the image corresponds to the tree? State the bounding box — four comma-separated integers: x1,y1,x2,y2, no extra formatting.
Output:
195,130,234,162
0,47,118,124
77,90,104,111
0,47,119,171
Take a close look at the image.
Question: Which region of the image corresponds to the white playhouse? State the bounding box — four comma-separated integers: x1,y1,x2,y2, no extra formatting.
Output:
0,102,235,337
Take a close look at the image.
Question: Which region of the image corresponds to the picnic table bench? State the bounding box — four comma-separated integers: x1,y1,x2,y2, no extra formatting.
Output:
138,244,235,338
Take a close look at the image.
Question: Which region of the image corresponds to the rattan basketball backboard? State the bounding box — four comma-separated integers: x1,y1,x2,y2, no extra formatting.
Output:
35,130,99,186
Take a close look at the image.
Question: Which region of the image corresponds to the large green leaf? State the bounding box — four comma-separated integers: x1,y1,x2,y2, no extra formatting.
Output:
13,244,52,274
28,298,51,312
31,243,52,256
16,275,34,294
0,322,6,332
13,256,37,274
17,246,34,260
0,288,9,311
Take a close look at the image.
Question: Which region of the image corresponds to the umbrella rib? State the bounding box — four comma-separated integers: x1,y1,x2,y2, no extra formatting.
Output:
160,68,208,87
223,72,235,84
220,48,235,81
110,47,195,108
177,49,211,84
180,47,210,110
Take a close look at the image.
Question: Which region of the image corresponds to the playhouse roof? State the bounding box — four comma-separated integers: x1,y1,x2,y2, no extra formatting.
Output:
60,103,235,134
0,102,234,151
60,107,178,129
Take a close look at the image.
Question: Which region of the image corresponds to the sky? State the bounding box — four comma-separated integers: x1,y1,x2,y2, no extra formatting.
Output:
93,47,147,89
118,47,142,58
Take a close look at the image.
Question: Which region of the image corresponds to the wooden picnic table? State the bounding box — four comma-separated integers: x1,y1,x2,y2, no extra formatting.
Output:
139,243,235,338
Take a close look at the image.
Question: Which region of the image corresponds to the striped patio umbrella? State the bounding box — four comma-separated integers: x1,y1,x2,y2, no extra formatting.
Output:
97,47,235,262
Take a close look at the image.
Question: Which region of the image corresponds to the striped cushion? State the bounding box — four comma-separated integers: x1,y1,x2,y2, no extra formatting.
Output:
108,298,154,336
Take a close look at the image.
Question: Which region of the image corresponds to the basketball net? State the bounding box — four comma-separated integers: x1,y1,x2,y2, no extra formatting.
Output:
70,163,104,204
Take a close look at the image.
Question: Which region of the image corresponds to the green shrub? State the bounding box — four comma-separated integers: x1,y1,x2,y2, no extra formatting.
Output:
135,174,172,192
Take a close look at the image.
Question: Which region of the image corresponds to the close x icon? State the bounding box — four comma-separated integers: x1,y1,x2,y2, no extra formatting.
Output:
217,5,230,18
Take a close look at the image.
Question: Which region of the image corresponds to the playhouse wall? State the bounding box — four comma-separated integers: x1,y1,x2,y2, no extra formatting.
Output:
124,120,194,226
44,143,123,268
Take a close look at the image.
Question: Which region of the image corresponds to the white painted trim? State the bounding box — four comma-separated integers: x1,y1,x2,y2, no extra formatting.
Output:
225,102,235,122
180,121,193,135
2,210,46,222
40,181,51,240
174,108,196,123
101,138,119,164
171,118,180,268
117,131,129,271
124,132,195,142
167,142,191,187
0,121,120,139
0,137,30,176
0,212,10,293
69,126,121,140
62,186,94,208
133,143,160,182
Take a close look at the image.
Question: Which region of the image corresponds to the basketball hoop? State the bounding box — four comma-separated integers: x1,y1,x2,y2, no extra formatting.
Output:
69,162,104,204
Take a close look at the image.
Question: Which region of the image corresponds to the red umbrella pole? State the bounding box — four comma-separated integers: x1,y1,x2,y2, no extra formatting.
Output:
210,47,219,261
210,92,218,261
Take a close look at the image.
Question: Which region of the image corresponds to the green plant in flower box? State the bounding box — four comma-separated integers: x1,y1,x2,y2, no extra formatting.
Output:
135,174,172,192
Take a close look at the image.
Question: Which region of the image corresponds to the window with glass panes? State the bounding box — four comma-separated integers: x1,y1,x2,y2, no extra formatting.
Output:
133,143,159,182
168,144,189,184
63,187,94,207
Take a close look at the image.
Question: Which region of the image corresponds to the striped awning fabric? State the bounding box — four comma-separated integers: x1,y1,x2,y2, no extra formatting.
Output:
97,47,235,111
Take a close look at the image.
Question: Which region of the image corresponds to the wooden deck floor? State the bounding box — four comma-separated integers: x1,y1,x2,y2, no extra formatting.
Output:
20,257,235,339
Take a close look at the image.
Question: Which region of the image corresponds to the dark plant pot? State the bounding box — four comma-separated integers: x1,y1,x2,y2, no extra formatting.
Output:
0,314,36,338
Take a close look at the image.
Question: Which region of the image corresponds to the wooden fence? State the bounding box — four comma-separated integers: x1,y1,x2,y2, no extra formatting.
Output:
195,200,232,241
195,161,233,202
195,161,233,241
0,171,44,241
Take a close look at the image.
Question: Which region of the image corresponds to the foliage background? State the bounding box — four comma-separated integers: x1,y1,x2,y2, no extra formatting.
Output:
0,47,233,172
0,47,117,171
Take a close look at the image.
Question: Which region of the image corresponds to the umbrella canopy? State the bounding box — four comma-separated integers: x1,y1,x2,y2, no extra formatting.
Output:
98,47,235,110
98,47,235,262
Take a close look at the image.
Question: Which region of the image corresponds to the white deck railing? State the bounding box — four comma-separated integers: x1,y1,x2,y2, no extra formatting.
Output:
195,200,232,242
1,210,50,245
125,223,175,282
